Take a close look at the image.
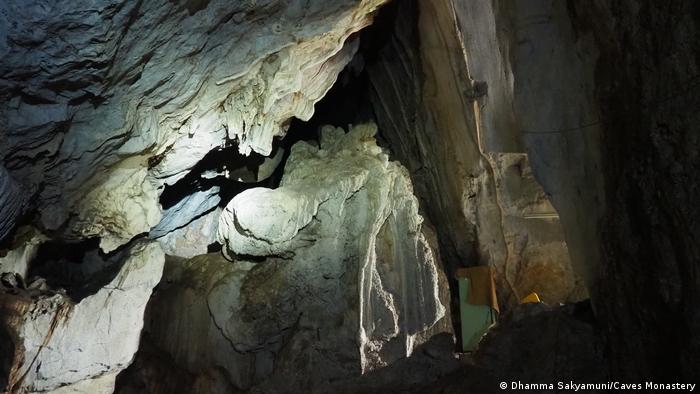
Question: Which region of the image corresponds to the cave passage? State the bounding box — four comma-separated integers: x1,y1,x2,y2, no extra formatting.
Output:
1,0,698,392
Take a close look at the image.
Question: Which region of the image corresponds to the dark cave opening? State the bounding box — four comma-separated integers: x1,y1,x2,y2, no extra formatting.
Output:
26,237,124,301
158,146,278,211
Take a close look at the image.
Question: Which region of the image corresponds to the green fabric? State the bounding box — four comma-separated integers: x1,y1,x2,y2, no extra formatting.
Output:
458,277,497,352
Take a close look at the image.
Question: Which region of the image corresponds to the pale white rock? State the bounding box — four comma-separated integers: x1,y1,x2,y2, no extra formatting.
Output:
0,240,164,393
221,36,361,156
66,160,162,253
37,372,117,394
139,125,450,391
1,0,389,252
217,123,447,381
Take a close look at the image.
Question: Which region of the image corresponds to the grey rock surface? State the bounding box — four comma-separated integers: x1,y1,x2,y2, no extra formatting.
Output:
366,0,586,305
0,227,48,278
156,207,221,259
0,0,388,252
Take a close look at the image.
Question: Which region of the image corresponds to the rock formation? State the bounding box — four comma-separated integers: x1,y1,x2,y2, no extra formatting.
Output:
0,0,388,252
367,0,700,382
1,0,697,390
0,166,24,243
126,124,452,392
0,240,164,393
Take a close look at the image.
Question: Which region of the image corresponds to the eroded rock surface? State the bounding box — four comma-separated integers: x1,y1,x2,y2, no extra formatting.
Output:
218,123,447,373
0,227,48,278
0,0,388,251
0,240,164,393
124,124,452,393
155,207,221,259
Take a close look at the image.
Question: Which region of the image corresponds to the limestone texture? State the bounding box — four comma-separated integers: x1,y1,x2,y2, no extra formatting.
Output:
218,123,447,372
0,227,48,279
155,207,221,259
0,240,164,393
2,0,695,388
367,0,700,381
150,188,220,239
0,0,388,251
129,124,451,392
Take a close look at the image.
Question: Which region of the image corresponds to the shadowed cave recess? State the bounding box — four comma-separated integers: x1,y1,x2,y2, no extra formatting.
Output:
1,0,699,393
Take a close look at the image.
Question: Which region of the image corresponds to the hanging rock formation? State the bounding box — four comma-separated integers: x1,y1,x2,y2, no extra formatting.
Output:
126,124,452,393
0,0,388,251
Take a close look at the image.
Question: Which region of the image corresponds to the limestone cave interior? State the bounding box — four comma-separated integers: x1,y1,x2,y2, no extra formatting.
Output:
1,0,699,393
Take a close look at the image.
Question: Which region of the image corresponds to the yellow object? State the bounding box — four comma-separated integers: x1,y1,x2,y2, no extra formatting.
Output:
520,292,541,304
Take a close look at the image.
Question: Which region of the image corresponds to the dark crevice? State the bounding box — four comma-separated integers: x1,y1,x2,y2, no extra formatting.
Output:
206,242,222,253
0,324,13,393
158,143,276,211
26,237,127,302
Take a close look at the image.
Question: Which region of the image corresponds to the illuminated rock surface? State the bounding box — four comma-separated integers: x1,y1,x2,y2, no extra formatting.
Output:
219,123,447,371
126,124,452,392
0,240,164,393
1,0,697,390
155,207,221,259
0,0,387,251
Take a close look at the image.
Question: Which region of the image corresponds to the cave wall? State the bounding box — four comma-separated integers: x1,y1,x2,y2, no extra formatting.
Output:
368,0,699,381
0,166,23,243
367,0,586,306
571,0,700,380
118,124,455,393
1,239,164,393
484,0,700,380
0,1,397,392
